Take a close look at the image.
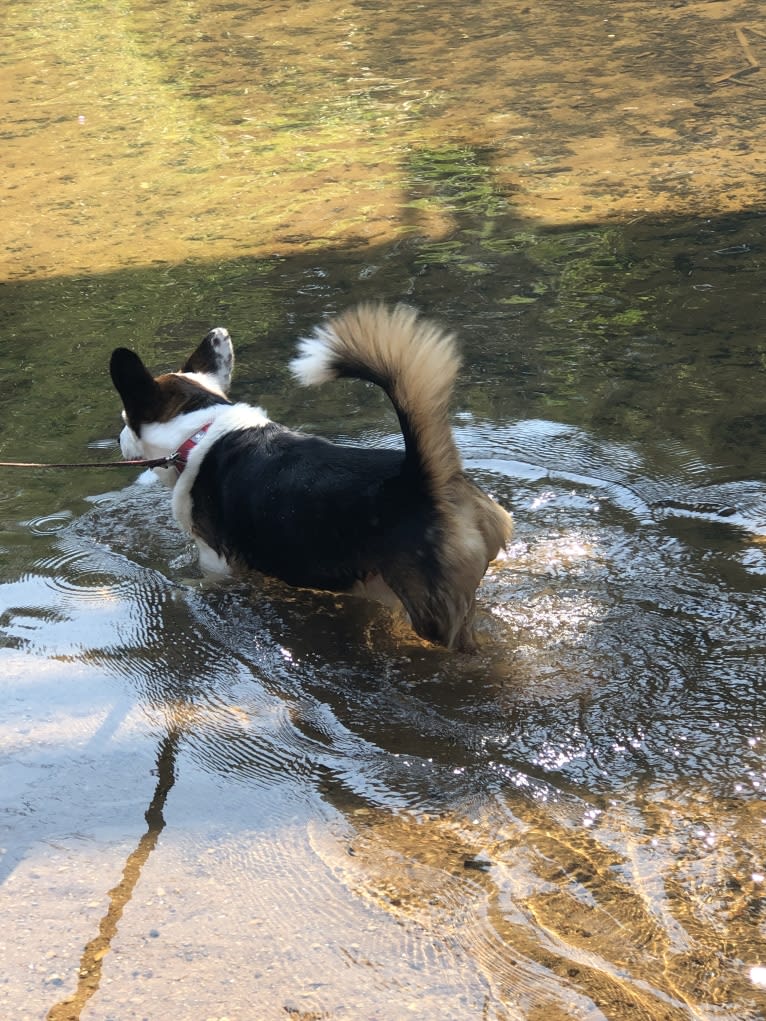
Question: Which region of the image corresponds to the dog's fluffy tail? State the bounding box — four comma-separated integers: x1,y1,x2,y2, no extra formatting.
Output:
290,303,462,497
292,303,512,650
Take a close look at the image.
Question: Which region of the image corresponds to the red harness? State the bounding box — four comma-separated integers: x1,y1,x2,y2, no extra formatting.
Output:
173,422,213,474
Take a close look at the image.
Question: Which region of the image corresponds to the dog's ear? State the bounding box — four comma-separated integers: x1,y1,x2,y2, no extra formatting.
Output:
181,327,234,394
110,348,162,421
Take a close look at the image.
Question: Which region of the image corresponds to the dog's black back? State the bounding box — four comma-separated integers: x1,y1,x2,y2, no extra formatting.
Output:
191,423,438,592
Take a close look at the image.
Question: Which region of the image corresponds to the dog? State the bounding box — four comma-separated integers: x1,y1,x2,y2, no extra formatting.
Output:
109,303,512,651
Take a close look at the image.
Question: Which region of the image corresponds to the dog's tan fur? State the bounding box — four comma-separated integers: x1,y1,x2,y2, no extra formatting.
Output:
292,304,513,650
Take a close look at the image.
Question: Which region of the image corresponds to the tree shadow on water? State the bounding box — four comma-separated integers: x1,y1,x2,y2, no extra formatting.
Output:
2,177,765,479
46,731,180,1021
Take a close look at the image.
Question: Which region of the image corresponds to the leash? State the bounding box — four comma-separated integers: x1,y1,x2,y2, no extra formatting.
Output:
0,421,215,472
0,454,180,470
0,422,214,472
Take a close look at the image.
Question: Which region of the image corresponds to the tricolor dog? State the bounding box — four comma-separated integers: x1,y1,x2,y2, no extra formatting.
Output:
110,304,512,650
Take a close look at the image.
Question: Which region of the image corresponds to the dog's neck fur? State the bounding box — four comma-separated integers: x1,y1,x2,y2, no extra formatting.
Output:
171,403,270,534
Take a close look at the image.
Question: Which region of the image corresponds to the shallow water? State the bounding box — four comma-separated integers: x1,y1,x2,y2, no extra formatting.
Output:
2,2,766,1020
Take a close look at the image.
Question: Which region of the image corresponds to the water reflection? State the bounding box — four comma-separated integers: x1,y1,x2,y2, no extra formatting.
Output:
46,732,179,1021
2,418,764,1016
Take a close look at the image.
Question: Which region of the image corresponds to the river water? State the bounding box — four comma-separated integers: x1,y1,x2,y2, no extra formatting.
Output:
2,2,765,1019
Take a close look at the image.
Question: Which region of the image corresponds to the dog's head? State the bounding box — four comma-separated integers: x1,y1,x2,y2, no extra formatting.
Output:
110,327,234,472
